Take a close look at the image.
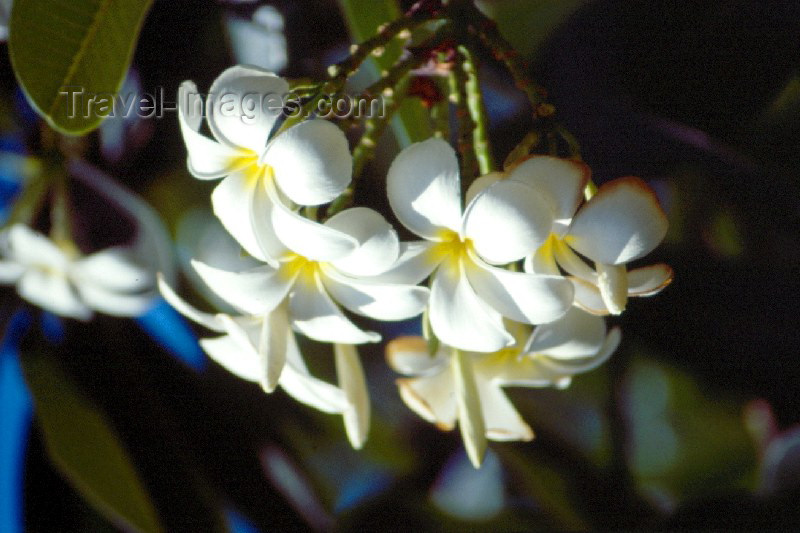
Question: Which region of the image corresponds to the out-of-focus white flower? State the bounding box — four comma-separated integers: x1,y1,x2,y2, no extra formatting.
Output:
0,0,11,42
178,65,354,265
387,307,620,467
0,224,154,319
225,6,288,73
68,159,177,287
380,138,574,353
157,278,350,417
187,206,428,390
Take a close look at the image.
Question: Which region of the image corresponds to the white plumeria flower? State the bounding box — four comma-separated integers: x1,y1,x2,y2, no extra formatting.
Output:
387,307,620,468
0,224,154,320
469,155,671,315
157,278,352,424
379,138,574,353
178,65,355,265
188,206,428,384
518,171,671,315
161,206,426,438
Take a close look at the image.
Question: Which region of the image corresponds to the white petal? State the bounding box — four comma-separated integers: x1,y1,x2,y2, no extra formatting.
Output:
156,274,226,332
569,277,609,316
535,326,621,376
320,265,428,321
464,171,503,206
280,334,349,413
0,261,24,283
288,271,380,344
6,224,68,270
191,260,291,315
524,306,607,359
596,263,628,315
201,316,348,413
551,238,597,282
386,336,449,376
211,172,273,262
72,248,152,292
566,177,668,265
479,351,558,388
477,380,534,442
250,180,289,262
397,370,457,429
326,207,399,276
18,270,91,320
262,120,352,205
452,349,488,468
77,284,154,317
507,156,589,220
200,332,262,382
367,241,438,285
267,180,358,261
178,80,241,180
428,259,514,353
627,263,674,296
466,253,573,325
387,138,462,239
524,238,560,276
259,307,289,392
207,65,288,152
214,313,286,392
463,180,554,264
335,344,370,449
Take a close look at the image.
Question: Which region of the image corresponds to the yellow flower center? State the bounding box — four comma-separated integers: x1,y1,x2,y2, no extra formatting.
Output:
228,150,274,185
480,347,521,370
281,253,320,285
429,229,472,267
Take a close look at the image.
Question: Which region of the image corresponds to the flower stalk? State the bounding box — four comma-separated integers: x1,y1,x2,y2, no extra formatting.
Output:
459,44,495,174
326,77,411,218
448,49,479,182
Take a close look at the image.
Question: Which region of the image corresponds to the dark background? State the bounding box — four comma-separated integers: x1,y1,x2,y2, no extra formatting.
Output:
3,0,800,529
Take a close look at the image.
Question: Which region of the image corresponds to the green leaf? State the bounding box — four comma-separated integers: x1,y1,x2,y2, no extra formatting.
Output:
21,351,163,533
8,0,154,134
336,0,432,146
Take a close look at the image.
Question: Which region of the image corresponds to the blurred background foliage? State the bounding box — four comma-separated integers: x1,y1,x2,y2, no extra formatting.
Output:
2,0,800,530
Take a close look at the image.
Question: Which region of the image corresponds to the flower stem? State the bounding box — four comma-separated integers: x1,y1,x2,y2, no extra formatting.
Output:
430,81,450,139
280,2,437,135
449,49,479,182
337,0,436,146
503,131,540,169
457,2,546,110
326,7,434,83
459,44,495,174
49,168,72,248
326,77,410,218
0,167,47,231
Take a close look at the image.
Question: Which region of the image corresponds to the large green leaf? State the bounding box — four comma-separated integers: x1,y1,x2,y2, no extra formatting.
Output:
21,351,163,533
8,0,154,134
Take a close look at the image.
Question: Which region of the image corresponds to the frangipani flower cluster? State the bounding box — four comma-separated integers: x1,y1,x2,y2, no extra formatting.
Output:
163,65,672,466
165,65,426,448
